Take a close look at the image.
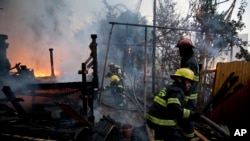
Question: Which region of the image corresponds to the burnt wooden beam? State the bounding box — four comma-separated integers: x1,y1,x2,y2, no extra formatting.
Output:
0,125,77,140
16,82,93,91
202,72,238,114
2,86,27,116
55,102,93,128
89,116,120,141
200,115,230,139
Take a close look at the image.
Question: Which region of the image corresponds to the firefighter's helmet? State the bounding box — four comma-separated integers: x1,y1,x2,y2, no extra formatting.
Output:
170,68,195,81
175,38,195,48
108,62,114,66
110,75,120,82
114,65,120,69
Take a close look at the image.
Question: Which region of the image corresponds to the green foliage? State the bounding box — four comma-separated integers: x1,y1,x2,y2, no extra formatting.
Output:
155,0,188,75
235,44,250,61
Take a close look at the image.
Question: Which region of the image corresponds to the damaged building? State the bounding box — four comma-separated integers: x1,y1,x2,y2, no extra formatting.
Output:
0,0,250,141
0,33,249,141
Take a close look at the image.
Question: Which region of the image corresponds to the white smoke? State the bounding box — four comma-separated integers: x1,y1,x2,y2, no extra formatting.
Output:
0,0,132,82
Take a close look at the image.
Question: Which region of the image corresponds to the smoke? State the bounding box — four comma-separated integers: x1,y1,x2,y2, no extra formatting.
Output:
1,0,152,131
0,0,110,82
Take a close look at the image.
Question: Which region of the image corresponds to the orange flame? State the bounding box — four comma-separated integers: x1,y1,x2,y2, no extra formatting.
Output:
7,42,61,78
35,70,60,77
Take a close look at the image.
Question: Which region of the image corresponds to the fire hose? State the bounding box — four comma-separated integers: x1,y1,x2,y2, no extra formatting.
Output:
199,115,230,139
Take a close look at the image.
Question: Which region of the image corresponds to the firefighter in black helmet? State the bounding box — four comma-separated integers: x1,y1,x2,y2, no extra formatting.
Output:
147,68,201,141
176,38,199,140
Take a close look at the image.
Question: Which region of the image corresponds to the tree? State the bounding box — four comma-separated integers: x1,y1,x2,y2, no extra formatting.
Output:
234,0,250,61
188,0,248,109
153,0,248,108
235,45,250,61
97,0,149,73
153,0,196,92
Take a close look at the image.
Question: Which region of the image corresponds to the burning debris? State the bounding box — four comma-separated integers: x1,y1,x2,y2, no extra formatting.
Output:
0,34,151,141
1,31,250,141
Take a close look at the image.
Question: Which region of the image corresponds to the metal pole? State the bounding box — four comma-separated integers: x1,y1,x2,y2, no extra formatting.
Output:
49,48,55,77
98,24,114,104
152,0,156,94
109,22,201,32
143,27,148,118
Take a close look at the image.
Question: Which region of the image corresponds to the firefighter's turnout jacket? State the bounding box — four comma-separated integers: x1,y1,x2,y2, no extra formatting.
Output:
106,63,124,79
147,83,192,140
179,56,199,138
181,56,199,110
109,75,126,107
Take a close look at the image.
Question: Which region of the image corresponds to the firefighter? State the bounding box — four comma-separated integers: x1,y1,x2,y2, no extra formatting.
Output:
106,62,125,89
109,74,126,107
106,62,124,78
147,68,201,141
175,38,199,140
105,62,118,77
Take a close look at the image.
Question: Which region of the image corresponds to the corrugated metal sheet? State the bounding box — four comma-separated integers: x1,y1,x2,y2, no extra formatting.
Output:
209,61,250,129
212,61,250,96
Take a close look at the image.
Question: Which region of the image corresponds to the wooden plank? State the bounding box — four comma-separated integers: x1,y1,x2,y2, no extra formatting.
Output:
213,61,247,96
209,61,250,130
145,124,154,141
2,86,27,116
55,102,93,127
194,129,209,141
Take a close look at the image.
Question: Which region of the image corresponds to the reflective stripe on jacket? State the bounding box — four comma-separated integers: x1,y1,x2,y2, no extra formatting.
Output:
181,56,199,107
147,83,191,129
147,114,177,126
184,93,197,102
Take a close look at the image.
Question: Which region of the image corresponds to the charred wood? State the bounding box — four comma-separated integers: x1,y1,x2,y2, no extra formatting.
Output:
2,86,27,116
202,72,239,115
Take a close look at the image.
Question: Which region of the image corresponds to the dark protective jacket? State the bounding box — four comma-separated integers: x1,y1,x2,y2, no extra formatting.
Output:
147,83,192,131
106,65,123,76
180,56,199,138
181,56,199,110
109,75,126,107
109,76,124,94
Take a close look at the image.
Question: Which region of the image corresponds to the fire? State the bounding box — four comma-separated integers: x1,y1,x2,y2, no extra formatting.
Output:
6,41,61,78
35,71,50,77
207,55,228,70
35,70,60,77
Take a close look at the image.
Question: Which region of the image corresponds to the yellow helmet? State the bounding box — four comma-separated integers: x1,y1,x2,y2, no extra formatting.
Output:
170,68,195,81
110,75,120,82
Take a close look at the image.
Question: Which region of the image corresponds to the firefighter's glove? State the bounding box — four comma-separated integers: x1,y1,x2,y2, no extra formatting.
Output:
191,112,203,121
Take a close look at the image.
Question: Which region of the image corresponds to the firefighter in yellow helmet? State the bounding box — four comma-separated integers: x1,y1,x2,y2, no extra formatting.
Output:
147,68,202,141
109,74,126,108
106,62,124,78
106,62,125,89
106,62,116,76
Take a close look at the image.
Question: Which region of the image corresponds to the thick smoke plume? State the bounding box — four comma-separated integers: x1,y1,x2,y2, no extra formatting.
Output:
0,0,142,82
0,0,109,81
